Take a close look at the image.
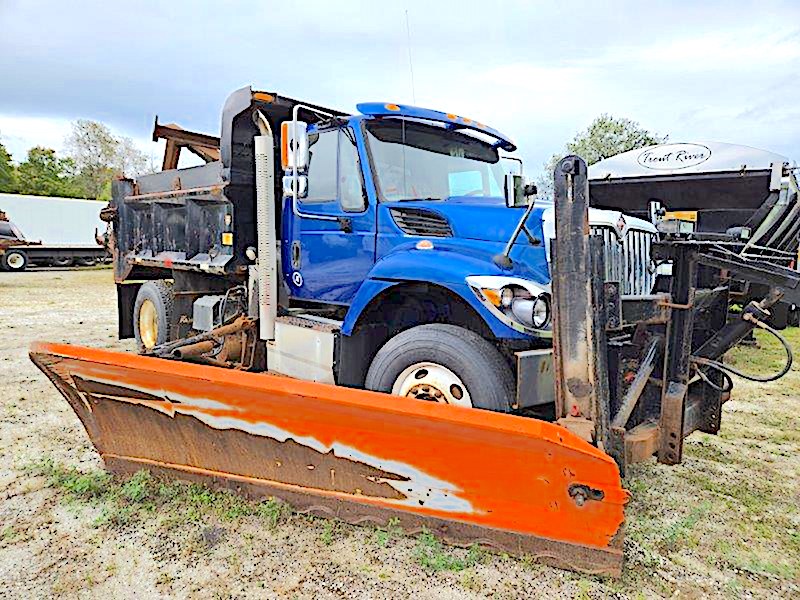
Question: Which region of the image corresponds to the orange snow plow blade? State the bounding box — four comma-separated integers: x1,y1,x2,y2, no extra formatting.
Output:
30,341,628,575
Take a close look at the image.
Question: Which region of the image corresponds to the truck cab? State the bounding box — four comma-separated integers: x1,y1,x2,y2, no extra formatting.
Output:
109,86,656,414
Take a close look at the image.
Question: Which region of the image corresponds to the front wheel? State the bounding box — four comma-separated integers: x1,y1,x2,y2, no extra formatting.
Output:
365,324,514,412
2,250,28,272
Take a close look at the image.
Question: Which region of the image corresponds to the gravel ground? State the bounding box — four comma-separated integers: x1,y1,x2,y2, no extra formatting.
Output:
1,270,798,599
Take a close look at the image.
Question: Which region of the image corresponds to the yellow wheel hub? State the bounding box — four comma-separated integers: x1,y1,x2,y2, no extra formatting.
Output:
138,299,159,349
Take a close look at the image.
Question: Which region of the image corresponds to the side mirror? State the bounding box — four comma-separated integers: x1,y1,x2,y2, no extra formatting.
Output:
282,174,308,199
281,120,309,171
504,174,536,208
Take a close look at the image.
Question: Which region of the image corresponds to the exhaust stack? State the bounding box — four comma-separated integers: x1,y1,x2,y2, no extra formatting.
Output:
254,113,277,341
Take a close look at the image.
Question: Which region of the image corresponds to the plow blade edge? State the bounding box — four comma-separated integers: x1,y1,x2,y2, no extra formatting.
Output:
31,342,628,575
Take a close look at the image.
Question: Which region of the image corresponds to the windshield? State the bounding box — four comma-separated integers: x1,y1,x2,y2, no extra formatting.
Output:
365,120,506,202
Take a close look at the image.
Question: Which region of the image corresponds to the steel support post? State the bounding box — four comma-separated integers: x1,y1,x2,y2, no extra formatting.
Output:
551,156,609,444
658,245,697,464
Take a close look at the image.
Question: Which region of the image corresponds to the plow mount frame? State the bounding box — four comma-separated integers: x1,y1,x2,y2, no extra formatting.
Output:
551,155,798,474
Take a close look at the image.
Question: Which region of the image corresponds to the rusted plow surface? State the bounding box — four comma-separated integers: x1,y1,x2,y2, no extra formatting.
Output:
31,341,628,575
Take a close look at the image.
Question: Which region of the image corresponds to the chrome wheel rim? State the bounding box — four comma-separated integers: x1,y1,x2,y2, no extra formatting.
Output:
391,362,472,407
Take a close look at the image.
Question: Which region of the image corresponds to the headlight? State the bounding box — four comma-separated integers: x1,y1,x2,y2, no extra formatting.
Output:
466,275,551,334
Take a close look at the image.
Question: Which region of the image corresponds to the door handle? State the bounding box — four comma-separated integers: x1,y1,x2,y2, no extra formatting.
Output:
337,217,353,233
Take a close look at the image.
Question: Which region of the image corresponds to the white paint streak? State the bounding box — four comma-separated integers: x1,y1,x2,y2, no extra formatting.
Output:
78,371,475,514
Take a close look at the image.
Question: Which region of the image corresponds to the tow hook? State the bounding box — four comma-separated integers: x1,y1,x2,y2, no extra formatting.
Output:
569,483,605,507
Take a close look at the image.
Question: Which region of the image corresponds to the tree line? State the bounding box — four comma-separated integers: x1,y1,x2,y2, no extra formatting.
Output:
0,120,150,200
0,113,664,201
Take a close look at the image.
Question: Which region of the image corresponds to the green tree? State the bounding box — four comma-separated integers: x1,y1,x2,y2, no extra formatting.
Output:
0,139,17,192
65,119,148,199
16,147,83,198
537,114,666,196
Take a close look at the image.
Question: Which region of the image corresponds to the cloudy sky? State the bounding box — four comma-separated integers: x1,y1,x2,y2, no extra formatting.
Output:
1,0,798,175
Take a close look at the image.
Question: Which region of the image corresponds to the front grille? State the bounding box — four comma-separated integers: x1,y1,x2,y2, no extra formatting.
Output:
390,208,453,237
590,226,656,295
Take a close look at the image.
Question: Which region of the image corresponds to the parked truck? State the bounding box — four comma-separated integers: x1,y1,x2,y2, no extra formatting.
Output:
100,87,656,412
31,87,800,575
0,196,110,271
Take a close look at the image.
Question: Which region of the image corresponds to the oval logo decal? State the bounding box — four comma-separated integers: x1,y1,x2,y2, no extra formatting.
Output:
292,271,303,287
637,143,711,170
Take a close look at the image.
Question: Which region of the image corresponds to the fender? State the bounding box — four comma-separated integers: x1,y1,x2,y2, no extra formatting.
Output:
342,244,536,339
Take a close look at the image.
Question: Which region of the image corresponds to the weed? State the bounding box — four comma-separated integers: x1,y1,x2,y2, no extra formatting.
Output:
574,579,592,600
256,497,290,528
120,469,153,503
460,570,482,592
1,525,16,543
26,458,111,500
24,458,292,534
320,520,336,546
413,529,484,572
372,517,403,547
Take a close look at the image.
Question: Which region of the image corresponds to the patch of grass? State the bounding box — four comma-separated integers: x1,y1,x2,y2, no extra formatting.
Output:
715,538,798,580
727,328,800,376
320,520,337,546
371,517,403,547
24,458,292,531
658,501,710,551
683,471,771,513
27,458,112,500
574,579,592,600
413,528,484,572
459,569,482,592
255,497,291,528
1,525,17,543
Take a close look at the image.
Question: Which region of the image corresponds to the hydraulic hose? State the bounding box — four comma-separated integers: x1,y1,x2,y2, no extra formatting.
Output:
691,313,793,384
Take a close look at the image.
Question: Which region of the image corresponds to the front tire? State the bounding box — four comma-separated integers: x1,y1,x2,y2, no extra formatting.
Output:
365,324,514,412
133,280,174,352
2,250,28,271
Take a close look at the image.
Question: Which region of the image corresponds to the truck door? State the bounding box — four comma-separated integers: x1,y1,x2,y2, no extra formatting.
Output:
283,126,375,304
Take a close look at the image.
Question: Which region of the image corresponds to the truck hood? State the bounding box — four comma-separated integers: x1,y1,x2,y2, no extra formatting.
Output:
385,197,547,244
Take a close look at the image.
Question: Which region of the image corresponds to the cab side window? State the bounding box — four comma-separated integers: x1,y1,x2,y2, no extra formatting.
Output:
339,130,365,212
304,130,338,203
303,128,365,211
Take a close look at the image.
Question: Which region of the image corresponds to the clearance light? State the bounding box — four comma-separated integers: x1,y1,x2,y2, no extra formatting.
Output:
280,122,291,169
385,103,401,111
253,92,274,103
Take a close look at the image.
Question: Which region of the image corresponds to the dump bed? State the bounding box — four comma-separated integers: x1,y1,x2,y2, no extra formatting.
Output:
108,87,346,283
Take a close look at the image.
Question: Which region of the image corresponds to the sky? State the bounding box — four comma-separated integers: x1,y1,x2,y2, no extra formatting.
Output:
1,0,799,177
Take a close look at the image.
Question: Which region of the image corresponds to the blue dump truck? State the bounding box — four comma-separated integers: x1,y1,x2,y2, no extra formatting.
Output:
106,86,656,413
37,87,800,573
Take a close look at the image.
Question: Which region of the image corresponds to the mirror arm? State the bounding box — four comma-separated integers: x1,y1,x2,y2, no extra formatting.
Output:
494,199,537,269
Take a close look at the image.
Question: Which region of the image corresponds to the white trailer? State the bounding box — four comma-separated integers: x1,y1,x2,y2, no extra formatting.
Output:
0,193,109,271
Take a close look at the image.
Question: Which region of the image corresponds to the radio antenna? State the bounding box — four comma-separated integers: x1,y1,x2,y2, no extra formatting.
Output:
405,9,417,104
